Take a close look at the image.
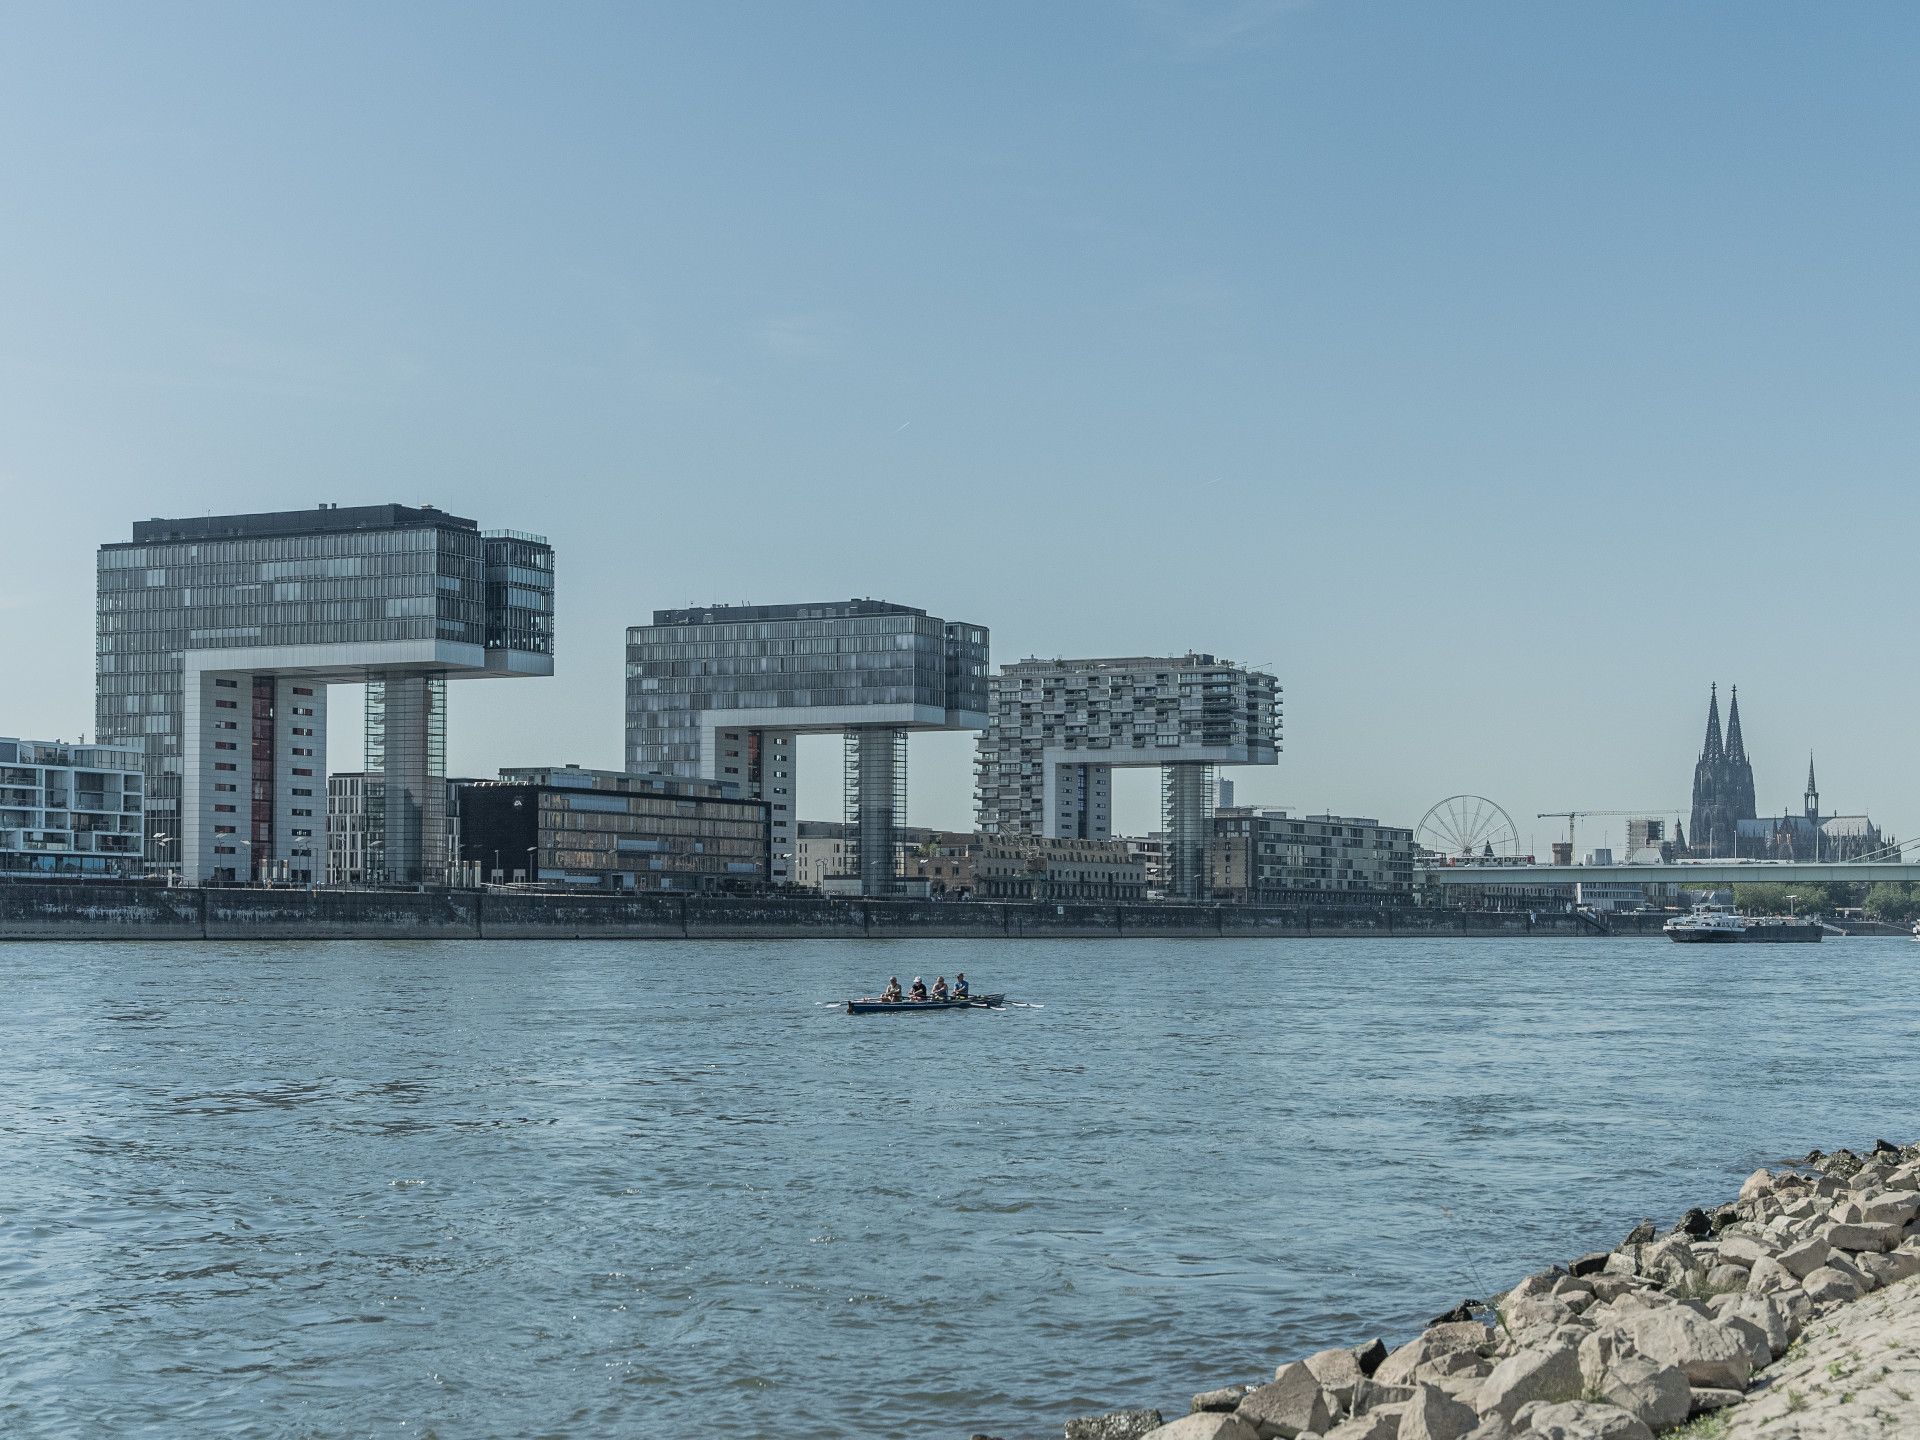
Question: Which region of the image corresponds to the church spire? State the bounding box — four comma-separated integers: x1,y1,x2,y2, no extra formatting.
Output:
1805,751,1819,820
1701,683,1724,763
1725,685,1746,764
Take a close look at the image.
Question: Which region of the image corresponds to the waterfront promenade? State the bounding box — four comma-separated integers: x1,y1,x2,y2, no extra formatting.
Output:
0,878,1666,942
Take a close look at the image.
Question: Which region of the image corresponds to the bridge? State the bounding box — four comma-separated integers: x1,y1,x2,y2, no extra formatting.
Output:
1419,860,1920,886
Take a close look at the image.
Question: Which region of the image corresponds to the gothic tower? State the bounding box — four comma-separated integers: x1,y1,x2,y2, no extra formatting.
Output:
1804,752,1819,821
1688,684,1757,858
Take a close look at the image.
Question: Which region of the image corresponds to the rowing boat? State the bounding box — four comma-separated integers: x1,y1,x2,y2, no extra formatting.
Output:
845,994,1006,1015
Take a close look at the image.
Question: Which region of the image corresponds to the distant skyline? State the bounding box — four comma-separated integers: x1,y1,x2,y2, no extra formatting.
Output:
4,3,1917,851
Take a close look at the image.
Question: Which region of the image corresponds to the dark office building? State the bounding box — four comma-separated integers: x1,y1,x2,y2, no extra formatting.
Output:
456,766,769,891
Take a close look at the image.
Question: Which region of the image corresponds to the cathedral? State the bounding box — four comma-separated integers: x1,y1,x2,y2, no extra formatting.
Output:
1684,685,1891,861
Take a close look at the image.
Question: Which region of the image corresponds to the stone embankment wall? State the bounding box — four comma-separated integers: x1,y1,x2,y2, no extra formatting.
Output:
1048,1141,1920,1440
0,879,1673,942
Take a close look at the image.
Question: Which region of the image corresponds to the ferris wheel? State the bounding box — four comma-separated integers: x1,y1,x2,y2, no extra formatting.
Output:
1416,794,1521,860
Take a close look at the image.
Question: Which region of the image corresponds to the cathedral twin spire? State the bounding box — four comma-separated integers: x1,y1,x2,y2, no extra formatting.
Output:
1690,683,1757,857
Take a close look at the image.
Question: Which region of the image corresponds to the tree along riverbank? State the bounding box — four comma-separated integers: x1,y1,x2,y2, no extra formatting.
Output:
1047,1141,1920,1440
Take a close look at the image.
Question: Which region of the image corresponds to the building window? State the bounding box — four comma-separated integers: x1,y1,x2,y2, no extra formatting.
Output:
215,762,237,772
214,741,237,751
215,679,238,689
215,804,236,813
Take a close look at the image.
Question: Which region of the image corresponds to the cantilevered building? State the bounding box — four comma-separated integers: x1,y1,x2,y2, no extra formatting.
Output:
975,654,1282,899
96,504,553,884
624,600,989,895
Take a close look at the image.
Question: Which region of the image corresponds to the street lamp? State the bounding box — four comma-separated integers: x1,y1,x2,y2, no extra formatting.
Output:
150,832,174,886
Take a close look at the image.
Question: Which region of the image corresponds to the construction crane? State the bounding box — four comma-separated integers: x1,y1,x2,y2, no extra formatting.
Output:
1537,809,1685,855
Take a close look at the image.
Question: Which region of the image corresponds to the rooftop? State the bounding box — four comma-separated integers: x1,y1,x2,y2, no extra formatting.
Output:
646,599,931,627
118,503,479,546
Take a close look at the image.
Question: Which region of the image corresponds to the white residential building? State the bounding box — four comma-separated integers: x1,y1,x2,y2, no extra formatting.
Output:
0,737,146,878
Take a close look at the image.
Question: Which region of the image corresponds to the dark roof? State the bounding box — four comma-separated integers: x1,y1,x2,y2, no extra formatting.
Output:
650,599,927,626
119,504,477,545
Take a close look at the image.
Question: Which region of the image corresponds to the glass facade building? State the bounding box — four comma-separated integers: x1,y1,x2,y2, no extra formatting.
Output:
624,600,988,894
96,504,554,884
456,767,770,892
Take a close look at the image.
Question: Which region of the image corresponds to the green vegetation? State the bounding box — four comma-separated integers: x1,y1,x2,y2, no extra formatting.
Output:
1733,881,1855,916
1663,1413,1729,1438
1864,881,1920,924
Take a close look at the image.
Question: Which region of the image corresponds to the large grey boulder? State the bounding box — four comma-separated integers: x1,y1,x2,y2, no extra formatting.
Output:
1824,1220,1902,1254
1862,1189,1920,1226
1776,1233,1832,1279
1802,1264,1863,1303
1638,1235,1697,1282
1707,1293,1791,1357
1399,1382,1478,1440
1744,1254,1792,1294
1592,1352,1690,1431
1475,1339,1582,1421
1500,1297,1576,1342
1624,1307,1754,1390
1715,1234,1770,1267
1304,1347,1367,1412
1374,1324,1491,1387
1738,1168,1775,1201
1068,1410,1167,1440
1237,1362,1332,1440
1514,1400,1653,1439
1714,1312,1773,1373
1142,1417,1261,1440
1859,1246,1920,1288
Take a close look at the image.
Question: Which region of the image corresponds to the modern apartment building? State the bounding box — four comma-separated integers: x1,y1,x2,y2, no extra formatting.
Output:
625,600,988,895
0,737,146,877
975,654,1281,899
455,766,769,891
96,504,553,885
1207,808,1415,903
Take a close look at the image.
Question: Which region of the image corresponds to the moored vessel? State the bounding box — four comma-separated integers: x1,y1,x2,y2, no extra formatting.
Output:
1664,902,1746,943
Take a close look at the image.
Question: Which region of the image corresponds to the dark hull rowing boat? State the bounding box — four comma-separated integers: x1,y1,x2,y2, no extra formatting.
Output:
846,994,1006,1015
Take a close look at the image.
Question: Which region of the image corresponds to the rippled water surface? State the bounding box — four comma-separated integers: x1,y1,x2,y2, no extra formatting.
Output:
2,935,1917,1437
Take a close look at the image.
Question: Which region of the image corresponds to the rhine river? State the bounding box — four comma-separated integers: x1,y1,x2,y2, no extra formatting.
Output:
2,935,1916,1437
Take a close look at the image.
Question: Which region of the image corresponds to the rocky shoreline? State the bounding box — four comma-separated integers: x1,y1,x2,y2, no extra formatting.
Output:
1015,1139,1920,1440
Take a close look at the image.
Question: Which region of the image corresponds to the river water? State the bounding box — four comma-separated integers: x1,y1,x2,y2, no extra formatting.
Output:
2,935,1916,1437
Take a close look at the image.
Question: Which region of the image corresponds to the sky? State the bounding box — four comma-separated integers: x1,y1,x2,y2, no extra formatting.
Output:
1,1,1916,853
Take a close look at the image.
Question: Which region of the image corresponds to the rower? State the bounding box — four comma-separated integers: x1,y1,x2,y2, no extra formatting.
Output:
908,976,928,1001
881,976,902,1003
931,976,949,1000
953,972,969,999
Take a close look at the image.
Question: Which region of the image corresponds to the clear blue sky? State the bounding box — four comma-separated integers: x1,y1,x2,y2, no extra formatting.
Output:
3,2,1915,850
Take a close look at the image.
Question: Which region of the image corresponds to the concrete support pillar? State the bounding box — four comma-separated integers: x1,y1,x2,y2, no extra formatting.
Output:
366,672,446,885
1162,761,1215,901
845,725,906,898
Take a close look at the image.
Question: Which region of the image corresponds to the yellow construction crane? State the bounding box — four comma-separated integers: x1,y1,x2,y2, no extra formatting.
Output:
1537,809,1685,854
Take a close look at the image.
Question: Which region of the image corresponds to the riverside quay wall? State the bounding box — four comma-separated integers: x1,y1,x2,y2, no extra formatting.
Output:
0,881,1681,942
